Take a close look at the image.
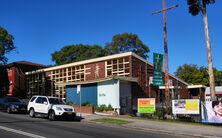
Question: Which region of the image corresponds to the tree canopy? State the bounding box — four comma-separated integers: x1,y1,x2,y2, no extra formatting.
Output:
0,27,15,64
52,33,149,65
104,33,149,59
51,44,107,65
214,68,222,86
187,0,215,16
174,64,222,86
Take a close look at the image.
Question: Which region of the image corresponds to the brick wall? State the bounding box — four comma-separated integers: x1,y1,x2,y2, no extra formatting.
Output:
72,105,94,114
85,61,105,81
131,56,189,101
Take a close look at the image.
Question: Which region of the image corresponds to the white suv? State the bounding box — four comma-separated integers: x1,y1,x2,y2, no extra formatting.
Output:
27,96,76,121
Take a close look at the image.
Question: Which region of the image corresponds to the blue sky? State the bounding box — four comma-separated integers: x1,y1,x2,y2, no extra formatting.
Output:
1,0,221,74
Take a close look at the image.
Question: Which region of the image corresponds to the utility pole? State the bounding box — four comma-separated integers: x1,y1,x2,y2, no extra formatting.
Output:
152,1,178,108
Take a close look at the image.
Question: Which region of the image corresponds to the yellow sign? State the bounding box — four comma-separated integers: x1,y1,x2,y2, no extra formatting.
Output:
186,99,199,111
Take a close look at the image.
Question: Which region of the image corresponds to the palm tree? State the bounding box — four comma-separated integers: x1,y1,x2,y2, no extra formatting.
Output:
187,0,216,101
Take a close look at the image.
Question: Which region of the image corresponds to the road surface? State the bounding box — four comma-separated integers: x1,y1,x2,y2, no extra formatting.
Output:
0,112,191,138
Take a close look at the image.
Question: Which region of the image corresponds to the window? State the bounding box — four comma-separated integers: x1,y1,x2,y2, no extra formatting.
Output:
6,97,21,103
119,64,123,69
113,59,117,64
124,57,129,62
106,57,130,77
49,98,64,104
35,97,43,104
42,97,47,104
30,97,36,102
35,97,47,104
107,70,112,76
107,60,111,65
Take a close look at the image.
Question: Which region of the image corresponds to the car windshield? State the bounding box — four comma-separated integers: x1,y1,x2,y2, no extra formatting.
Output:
48,98,65,105
6,97,21,103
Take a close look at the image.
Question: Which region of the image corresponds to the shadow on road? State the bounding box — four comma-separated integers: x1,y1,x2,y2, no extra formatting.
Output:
55,115,84,122
74,115,84,122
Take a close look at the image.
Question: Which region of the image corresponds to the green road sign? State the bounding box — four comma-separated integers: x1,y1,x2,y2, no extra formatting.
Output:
153,53,163,86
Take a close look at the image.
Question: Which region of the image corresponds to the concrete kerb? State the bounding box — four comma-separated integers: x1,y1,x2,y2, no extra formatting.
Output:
122,125,221,138
79,113,222,138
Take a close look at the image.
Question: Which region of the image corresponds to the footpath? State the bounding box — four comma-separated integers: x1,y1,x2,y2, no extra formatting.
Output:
78,113,222,138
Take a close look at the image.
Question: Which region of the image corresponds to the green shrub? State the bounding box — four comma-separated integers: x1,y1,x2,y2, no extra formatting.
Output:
154,106,164,119
165,107,172,115
154,106,172,119
106,104,113,111
95,104,113,112
81,101,92,106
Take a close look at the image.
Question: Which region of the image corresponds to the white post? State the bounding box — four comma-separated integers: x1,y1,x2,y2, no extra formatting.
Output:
80,89,82,117
77,85,81,117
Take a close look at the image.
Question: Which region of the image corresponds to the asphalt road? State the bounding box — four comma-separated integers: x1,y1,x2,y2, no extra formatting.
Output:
0,112,191,138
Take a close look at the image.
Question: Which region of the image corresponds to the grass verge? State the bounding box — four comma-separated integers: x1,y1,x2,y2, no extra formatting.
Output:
92,118,132,125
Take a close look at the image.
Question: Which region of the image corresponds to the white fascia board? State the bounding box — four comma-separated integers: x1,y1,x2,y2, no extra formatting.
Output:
187,85,206,89
26,52,133,74
159,86,176,89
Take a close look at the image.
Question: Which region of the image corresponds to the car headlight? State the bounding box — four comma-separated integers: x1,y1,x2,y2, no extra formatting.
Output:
56,107,62,111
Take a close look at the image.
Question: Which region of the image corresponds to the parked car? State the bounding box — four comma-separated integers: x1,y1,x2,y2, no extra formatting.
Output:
27,96,76,121
0,97,27,114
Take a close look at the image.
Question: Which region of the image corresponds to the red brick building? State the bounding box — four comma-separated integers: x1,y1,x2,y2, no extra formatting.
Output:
1,61,46,98
26,52,190,114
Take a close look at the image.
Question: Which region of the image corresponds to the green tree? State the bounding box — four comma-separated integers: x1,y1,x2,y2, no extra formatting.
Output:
51,44,107,65
187,0,216,100
105,33,149,59
175,64,222,86
0,27,15,64
214,69,222,86
174,64,204,85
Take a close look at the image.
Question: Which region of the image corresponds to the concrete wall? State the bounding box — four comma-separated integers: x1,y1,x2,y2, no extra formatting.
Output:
97,80,120,109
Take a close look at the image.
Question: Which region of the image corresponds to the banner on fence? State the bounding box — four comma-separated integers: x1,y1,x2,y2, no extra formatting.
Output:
172,99,199,114
202,100,222,123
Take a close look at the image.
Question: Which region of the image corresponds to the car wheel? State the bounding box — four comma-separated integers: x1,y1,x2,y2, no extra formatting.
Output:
29,108,35,118
6,107,11,114
48,110,56,121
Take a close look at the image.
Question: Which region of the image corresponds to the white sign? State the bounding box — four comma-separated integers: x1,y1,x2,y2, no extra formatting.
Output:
149,76,153,85
172,99,200,114
77,85,81,94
